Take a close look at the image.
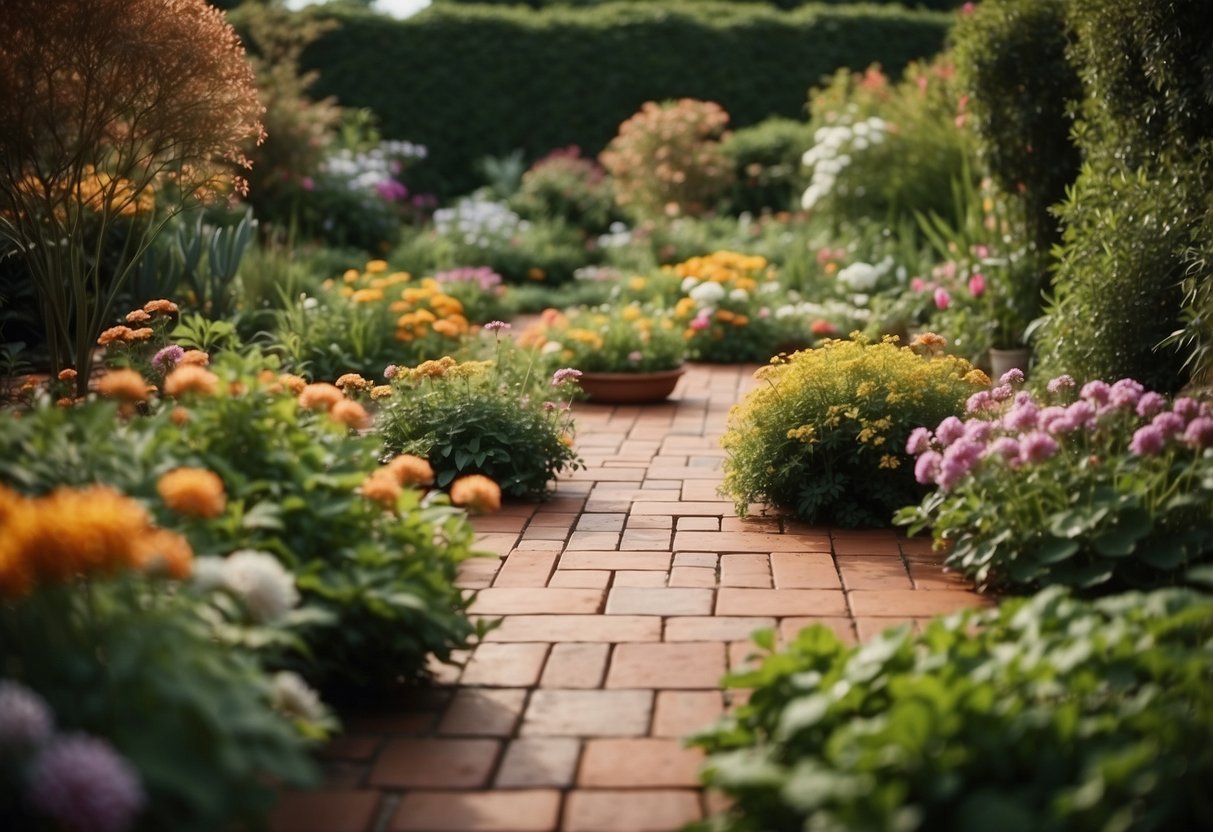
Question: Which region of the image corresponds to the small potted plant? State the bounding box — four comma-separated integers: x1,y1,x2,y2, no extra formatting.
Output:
521,303,687,403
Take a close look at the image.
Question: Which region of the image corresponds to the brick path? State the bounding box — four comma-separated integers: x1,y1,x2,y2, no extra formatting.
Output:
271,363,989,832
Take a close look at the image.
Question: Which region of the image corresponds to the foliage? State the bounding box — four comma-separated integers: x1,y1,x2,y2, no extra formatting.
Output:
721,118,816,216
692,587,1213,832
950,0,1081,255
897,372,1213,593
302,2,952,198
520,303,685,373
600,99,735,220
376,340,584,499
509,146,617,236
721,334,986,526
0,0,264,393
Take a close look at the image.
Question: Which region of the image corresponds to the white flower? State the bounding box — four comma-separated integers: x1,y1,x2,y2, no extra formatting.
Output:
689,281,726,304
221,550,299,624
271,672,326,722
541,341,564,355
191,556,226,593
729,288,749,302
680,276,700,293
837,261,880,291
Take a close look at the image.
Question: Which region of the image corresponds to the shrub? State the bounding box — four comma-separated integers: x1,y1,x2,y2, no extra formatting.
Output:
376,340,585,498
897,371,1213,593
0,0,263,393
692,587,1213,832
600,98,735,220
509,146,617,235
721,334,987,526
721,117,816,216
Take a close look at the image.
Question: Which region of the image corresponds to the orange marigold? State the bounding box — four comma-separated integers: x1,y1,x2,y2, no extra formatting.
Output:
370,385,393,400
432,319,462,339
97,325,134,346
170,406,191,426
449,474,502,514
136,528,195,580
178,350,210,367
163,365,219,397
385,454,434,487
143,299,180,316
128,327,155,342
329,399,372,430
298,383,344,411
157,468,227,519
335,373,372,392
278,373,307,395
57,368,78,383
360,469,401,508
97,369,149,401
125,309,152,324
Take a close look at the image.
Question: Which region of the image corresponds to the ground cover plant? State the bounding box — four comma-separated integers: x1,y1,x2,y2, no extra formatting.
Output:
692,587,1213,832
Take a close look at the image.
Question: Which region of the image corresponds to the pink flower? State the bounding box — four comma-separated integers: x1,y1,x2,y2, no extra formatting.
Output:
1108,378,1144,410
483,320,511,333
998,368,1025,387
1135,392,1168,419
1003,401,1039,432
990,383,1014,403
905,426,933,455
27,735,144,832
1080,380,1111,406
1019,431,1059,464
300,176,315,192
383,364,399,380
985,436,1021,464
551,368,583,386
0,681,53,750
914,450,942,485
933,287,951,310
1152,411,1186,437
1183,416,1213,448
910,277,926,292
627,351,643,363
935,416,965,447
938,440,983,490
963,420,994,443
1036,406,1067,434
1046,374,1075,395
1130,424,1168,456
689,314,711,332
1065,400,1097,431
973,244,990,258
966,390,996,414
967,273,986,297
1173,397,1200,420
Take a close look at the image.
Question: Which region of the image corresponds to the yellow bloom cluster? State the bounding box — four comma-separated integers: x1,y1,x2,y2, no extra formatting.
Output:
329,262,471,345
670,250,774,289
0,483,194,598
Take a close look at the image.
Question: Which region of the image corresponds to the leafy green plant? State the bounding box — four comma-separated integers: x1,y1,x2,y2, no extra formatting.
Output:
721,117,816,216
897,372,1213,593
509,146,616,235
721,333,987,526
376,337,584,498
692,587,1213,832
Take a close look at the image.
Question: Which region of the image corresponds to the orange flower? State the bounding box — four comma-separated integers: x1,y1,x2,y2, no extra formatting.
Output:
97,369,149,402
127,327,155,342
385,454,434,487
278,373,307,395
335,373,372,392
136,528,194,579
350,288,384,304
57,368,77,383
366,259,389,273
97,325,134,346
449,474,502,514
163,365,219,397
143,299,179,316
298,383,343,411
170,406,190,426
909,332,948,355
370,385,393,400
432,319,461,338
329,399,371,430
125,309,152,324
360,469,401,508
157,468,226,519
178,350,210,367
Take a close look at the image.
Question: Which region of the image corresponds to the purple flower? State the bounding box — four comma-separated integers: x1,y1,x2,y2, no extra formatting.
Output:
905,426,933,455
1108,378,1144,410
483,320,511,333
985,436,1021,464
1130,424,1168,456
1153,411,1186,438
938,440,982,490
998,368,1025,387
966,390,996,414
150,345,184,373
1019,431,1059,465
0,681,53,750
1183,416,1213,448
551,368,583,386
27,735,145,832
1135,392,1168,419
914,450,942,485
1080,380,1111,406
990,383,1014,403
1046,374,1075,395
374,178,408,202
1173,397,1200,420
383,364,399,380
935,416,966,447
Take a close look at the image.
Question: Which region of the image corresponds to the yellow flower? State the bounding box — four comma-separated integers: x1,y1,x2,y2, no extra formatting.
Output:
343,268,361,283
964,368,992,386
385,454,434,487
97,369,150,402
450,474,502,514
366,259,389,273
370,385,393,400
350,287,384,304
879,454,901,470
158,468,226,518
163,365,219,397
432,319,462,338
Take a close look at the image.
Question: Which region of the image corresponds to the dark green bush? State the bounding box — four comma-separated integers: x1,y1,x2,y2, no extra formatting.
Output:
950,0,1081,255
693,587,1213,832
721,117,815,215
303,2,951,197
509,146,617,234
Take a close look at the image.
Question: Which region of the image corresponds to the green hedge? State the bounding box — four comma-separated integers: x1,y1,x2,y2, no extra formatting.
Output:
302,2,952,196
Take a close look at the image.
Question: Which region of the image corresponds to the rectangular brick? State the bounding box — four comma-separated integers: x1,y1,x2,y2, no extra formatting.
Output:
716,588,848,617
521,690,653,737
469,588,604,615
674,531,832,553
547,570,611,589
558,551,672,571
606,642,727,689
540,643,610,689
668,566,716,588
770,552,841,589
836,556,913,590
493,551,558,588
848,589,990,617
631,501,731,516
719,554,771,588
663,616,775,642
605,587,714,616
391,790,560,832
483,615,662,643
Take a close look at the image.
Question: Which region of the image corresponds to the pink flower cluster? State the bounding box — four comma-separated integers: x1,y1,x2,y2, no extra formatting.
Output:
907,372,1213,491
432,266,504,292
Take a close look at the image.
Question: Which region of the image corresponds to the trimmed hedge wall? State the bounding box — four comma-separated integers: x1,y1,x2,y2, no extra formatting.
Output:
302,2,951,196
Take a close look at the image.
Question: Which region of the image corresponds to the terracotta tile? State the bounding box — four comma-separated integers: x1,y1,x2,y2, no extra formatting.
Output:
522,526,571,541
474,533,520,556
540,643,610,689
676,516,719,531
632,501,732,516
836,555,913,590
317,761,369,790
620,528,672,550
668,566,717,588
606,642,726,689
663,616,775,642
728,639,764,673
492,551,558,587
547,570,611,589
579,738,705,787
567,531,622,549
559,550,672,571
369,738,500,788
468,588,604,615
673,552,718,568
512,539,566,551
521,689,653,736
456,558,500,589
854,617,917,642
528,512,580,528
719,554,772,588
317,735,381,762
830,532,902,556
438,688,527,736
716,588,848,617
270,789,380,832
461,643,550,687
626,514,673,530
425,650,470,686
652,691,725,738
770,551,841,589
390,790,560,832
674,531,831,553
898,535,940,556
576,513,626,531
848,589,990,617
470,515,528,534
613,570,667,587
720,516,782,533
563,790,702,832
495,738,582,788
483,615,661,643
778,616,856,646
605,587,714,616
681,481,730,501
907,562,973,590
563,467,646,482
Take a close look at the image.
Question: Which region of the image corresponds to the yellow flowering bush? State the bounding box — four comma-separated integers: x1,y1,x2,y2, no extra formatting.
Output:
520,304,685,373
722,334,988,526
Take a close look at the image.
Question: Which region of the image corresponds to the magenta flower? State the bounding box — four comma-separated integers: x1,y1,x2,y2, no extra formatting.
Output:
998,368,1025,387
938,440,983,490
27,735,145,832
966,390,996,414
1046,374,1075,395
1080,380,1111,406
383,364,399,380
1108,378,1144,410
1183,416,1213,448
910,277,926,292
690,314,711,332
914,450,942,485
1135,392,1168,419
985,436,1021,464
905,426,933,455
933,287,951,310
1173,397,1200,420
1065,400,1097,431
551,368,583,386
935,416,965,447
1130,424,1168,456
1036,406,1067,434
1003,401,1039,433
1019,431,1059,465
990,383,1014,403
150,345,184,374
963,419,994,443
967,273,986,297
1153,411,1186,437
0,681,53,750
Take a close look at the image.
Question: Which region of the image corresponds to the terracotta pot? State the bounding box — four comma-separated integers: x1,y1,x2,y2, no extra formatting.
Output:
989,347,1031,381
576,367,685,404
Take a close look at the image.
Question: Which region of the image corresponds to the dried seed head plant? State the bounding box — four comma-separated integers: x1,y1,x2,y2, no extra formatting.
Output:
0,0,264,393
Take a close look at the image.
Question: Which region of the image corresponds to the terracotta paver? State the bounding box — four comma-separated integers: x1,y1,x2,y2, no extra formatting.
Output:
275,364,990,832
